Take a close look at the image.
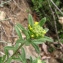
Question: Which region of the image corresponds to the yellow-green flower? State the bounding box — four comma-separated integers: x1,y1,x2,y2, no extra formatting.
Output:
36,34,39,37
34,22,39,25
29,27,33,30
41,34,44,37
28,24,33,30
28,24,31,28
31,35,34,38
28,21,47,39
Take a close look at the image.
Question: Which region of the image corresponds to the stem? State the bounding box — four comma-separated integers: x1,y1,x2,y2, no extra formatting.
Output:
4,42,25,63
47,0,60,42
12,42,25,56
50,0,63,15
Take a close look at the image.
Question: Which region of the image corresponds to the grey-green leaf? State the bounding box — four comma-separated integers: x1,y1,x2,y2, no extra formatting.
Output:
15,25,22,39
39,17,46,26
16,23,30,39
6,57,12,63
31,42,40,53
28,14,34,26
32,36,53,44
21,48,26,60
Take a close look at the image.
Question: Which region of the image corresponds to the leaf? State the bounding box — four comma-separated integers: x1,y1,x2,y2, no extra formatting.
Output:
4,48,9,58
16,23,30,39
12,56,20,61
16,39,21,43
15,25,22,39
16,23,25,30
28,14,34,26
22,30,30,39
14,42,19,52
4,46,14,50
32,39,44,44
6,57,12,63
18,55,26,63
16,39,25,43
0,57,2,63
18,54,22,61
32,36,53,44
16,38,27,45
31,42,40,53
21,48,26,60
30,57,33,63
2,55,6,62
44,36,53,42
18,48,26,63
39,17,46,26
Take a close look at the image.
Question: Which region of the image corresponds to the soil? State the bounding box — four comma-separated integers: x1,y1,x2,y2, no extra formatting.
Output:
0,0,63,63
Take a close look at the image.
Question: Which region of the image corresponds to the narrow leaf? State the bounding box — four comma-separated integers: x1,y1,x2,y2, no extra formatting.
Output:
31,42,40,53
39,17,46,26
21,48,26,60
16,23,25,30
2,55,6,62
44,36,53,42
32,36,53,44
30,57,33,63
4,46,14,50
0,57,2,63
15,25,22,39
16,23,30,39
28,14,34,26
6,57,12,63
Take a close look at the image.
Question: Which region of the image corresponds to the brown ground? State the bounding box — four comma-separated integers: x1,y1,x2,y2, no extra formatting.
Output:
0,0,30,50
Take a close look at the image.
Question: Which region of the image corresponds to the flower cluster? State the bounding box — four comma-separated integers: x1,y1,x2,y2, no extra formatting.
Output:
28,22,46,38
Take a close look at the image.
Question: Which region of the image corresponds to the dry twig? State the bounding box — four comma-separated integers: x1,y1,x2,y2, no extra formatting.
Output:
47,0,60,42
50,0,63,15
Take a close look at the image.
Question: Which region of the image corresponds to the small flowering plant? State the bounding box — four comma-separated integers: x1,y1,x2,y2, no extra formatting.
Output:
28,14,53,42
28,21,47,39
1,14,53,63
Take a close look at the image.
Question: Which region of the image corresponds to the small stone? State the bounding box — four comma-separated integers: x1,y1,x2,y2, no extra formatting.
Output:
0,11,6,21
